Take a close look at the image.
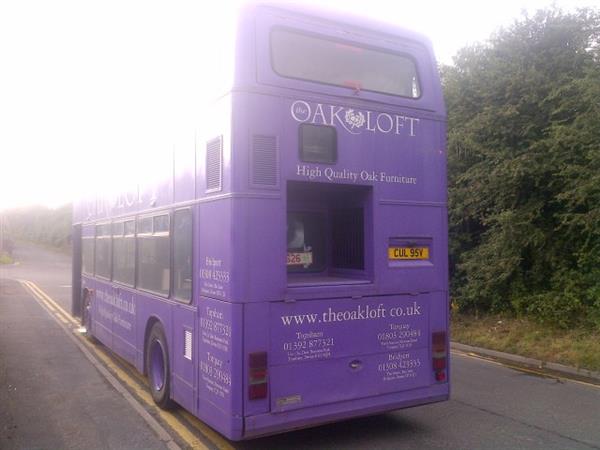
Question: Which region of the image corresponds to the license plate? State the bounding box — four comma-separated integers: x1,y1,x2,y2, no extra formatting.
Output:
287,251,313,266
388,247,429,260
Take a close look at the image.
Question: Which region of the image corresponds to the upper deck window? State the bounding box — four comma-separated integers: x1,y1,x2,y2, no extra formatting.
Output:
271,28,421,98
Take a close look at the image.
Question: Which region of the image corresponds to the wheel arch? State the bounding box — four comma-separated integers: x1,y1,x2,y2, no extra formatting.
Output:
143,315,167,376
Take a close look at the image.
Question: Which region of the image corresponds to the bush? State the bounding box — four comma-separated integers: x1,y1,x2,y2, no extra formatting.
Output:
517,292,583,329
445,8,600,326
0,252,13,265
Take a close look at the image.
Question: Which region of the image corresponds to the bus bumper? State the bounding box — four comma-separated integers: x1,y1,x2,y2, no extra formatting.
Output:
242,384,449,439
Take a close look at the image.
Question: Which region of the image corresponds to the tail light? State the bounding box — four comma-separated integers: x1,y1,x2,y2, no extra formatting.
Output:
248,351,268,400
432,331,447,383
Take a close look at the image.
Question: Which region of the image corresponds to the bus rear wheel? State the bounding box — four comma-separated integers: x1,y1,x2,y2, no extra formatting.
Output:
146,322,174,409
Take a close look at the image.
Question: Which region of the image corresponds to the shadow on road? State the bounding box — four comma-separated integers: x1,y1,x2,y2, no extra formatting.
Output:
237,413,424,450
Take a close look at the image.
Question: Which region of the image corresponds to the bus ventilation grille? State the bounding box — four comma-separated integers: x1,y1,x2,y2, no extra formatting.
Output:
206,136,223,193
184,329,192,360
251,135,279,188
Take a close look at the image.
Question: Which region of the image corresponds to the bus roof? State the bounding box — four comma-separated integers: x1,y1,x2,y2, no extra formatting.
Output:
247,2,436,55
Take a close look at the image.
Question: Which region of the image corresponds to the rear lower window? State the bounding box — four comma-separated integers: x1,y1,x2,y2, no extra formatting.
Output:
287,212,326,272
271,28,421,98
332,208,364,270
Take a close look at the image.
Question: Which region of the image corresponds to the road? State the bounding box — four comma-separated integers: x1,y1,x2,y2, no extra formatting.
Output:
1,242,599,449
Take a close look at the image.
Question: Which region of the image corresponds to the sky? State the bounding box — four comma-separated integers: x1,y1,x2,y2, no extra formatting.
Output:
0,0,597,210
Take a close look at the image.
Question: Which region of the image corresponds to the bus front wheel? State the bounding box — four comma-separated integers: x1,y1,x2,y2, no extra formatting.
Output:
81,288,97,342
146,322,174,409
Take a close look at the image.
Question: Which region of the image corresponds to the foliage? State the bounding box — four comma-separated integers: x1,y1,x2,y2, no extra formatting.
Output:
0,252,13,265
443,7,600,329
3,204,72,250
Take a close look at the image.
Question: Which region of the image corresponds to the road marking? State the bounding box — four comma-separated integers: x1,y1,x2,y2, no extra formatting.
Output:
89,343,233,450
54,311,70,324
18,279,228,450
21,280,79,326
86,342,209,449
17,280,188,450
179,410,235,450
20,281,58,313
451,349,600,389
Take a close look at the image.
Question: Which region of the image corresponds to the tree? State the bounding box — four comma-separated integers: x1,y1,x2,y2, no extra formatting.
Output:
443,8,600,328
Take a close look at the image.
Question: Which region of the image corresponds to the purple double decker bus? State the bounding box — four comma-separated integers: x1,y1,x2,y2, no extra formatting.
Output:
72,3,448,440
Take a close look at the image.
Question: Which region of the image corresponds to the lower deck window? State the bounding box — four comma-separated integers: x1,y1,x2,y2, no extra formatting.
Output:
173,209,192,302
113,220,135,286
137,215,170,296
95,224,111,279
82,237,94,275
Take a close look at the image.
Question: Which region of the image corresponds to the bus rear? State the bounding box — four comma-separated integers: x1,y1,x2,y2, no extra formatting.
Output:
202,4,449,438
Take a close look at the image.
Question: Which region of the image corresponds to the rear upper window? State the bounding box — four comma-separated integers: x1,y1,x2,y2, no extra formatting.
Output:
271,28,421,98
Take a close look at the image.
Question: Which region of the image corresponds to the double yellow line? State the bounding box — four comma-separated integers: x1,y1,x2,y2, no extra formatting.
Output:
20,279,79,327
18,279,234,450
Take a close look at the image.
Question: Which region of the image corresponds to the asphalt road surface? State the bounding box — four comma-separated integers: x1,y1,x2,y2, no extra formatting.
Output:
1,243,599,449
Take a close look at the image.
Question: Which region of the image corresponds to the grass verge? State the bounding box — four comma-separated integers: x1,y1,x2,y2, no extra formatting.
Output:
451,314,600,372
0,252,14,265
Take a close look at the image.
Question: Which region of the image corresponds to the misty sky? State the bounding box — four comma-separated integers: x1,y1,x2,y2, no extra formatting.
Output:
0,0,596,210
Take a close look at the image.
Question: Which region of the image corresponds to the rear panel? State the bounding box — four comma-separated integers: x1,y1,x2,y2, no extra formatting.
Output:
270,294,438,412
232,5,449,438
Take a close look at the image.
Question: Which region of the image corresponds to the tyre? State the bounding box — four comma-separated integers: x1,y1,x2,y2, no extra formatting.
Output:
81,289,91,328
146,322,174,409
81,289,99,343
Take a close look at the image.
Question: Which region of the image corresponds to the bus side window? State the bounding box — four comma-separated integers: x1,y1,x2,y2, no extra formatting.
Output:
95,223,111,279
113,220,135,286
137,215,170,297
173,209,192,302
82,235,95,275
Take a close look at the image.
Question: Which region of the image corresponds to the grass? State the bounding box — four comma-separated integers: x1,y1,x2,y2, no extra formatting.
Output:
0,252,14,265
451,313,600,372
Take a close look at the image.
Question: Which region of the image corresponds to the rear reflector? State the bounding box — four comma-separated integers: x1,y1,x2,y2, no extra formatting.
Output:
248,351,268,400
432,331,446,352
249,383,268,400
432,331,447,383
433,357,446,370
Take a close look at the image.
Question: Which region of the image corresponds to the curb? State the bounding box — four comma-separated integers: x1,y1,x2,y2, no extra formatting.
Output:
451,341,600,383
